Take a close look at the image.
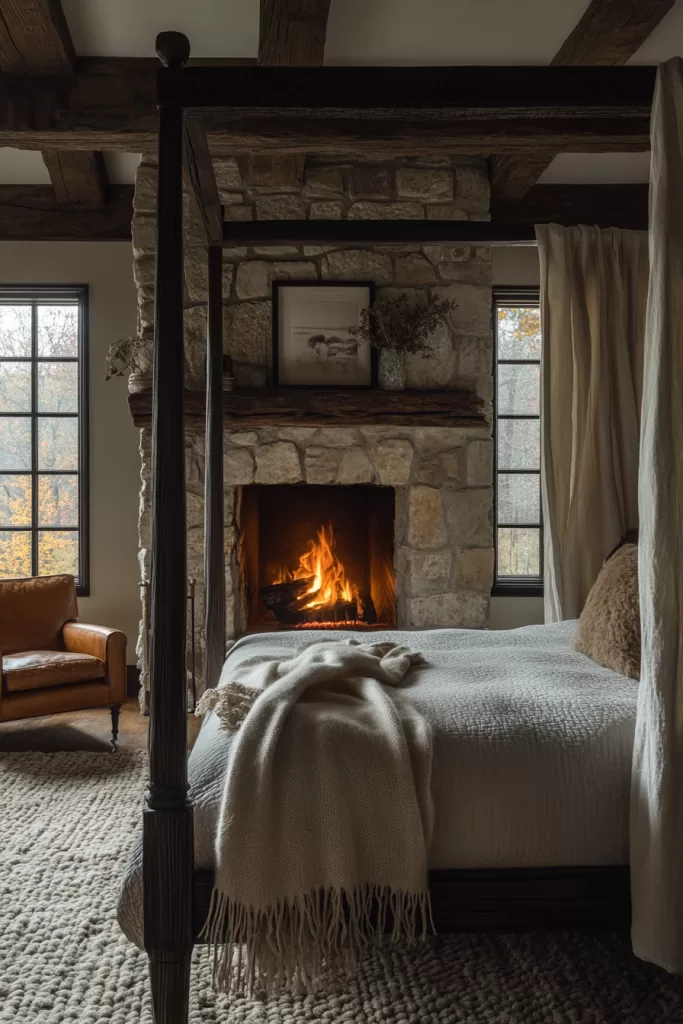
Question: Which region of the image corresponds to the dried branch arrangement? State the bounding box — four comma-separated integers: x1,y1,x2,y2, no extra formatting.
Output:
349,292,456,355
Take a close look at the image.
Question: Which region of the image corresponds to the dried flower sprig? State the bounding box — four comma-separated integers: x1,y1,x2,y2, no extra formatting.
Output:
349,292,456,355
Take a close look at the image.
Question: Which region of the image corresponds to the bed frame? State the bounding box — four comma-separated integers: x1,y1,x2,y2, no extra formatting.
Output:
144,32,645,1022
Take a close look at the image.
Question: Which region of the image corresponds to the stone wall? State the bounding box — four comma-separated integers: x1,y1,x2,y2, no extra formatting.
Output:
132,154,494,689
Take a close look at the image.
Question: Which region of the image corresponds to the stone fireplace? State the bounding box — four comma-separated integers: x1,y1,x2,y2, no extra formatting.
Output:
131,151,495,689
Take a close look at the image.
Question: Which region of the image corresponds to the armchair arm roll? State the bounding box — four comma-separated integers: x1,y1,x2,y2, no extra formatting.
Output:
62,622,127,703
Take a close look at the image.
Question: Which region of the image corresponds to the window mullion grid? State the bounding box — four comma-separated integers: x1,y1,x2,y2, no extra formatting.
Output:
30,302,39,577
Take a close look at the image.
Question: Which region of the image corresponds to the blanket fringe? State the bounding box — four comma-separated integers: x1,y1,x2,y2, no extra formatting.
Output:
201,884,433,996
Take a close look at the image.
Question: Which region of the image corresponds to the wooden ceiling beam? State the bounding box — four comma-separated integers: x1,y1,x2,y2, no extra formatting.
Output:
0,184,133,240
0,0,110,207
490,0,674,201
258,0,332,66
0,0,73,71
42,150,108,207
492,182,649,230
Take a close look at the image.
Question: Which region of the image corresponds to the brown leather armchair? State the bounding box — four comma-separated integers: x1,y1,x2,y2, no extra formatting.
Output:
0,574,126,744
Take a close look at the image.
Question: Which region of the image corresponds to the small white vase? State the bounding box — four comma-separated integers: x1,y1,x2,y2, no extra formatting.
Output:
378,349,407,390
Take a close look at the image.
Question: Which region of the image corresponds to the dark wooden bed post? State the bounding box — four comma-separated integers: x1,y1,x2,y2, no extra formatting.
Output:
143,31,194,1024
203,245,226,690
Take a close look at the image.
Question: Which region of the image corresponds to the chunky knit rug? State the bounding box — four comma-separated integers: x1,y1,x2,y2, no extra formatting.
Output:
1,750,682,1023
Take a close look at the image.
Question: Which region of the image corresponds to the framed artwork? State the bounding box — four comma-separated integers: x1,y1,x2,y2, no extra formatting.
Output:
272,281,377,388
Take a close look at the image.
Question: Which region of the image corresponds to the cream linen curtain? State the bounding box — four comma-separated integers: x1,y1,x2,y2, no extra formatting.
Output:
631,58,683,973
536,223,649,622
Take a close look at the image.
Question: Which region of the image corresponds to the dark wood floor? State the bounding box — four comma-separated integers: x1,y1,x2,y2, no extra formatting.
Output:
0,697,201,754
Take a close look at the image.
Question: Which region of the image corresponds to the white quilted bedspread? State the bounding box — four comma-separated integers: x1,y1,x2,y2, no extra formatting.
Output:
118,622,638,948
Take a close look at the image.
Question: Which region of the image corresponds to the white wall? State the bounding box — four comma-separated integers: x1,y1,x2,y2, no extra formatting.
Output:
0,242,140,657
489,244,545,630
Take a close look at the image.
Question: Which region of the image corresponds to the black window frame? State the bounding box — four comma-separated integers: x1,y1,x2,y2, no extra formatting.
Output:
0,285,90,595
492,286,543,597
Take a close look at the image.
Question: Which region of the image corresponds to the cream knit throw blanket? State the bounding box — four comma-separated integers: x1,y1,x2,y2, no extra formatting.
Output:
196,639,434,995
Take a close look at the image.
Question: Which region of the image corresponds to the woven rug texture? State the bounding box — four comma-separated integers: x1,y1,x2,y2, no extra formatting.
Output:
0,750,682,1023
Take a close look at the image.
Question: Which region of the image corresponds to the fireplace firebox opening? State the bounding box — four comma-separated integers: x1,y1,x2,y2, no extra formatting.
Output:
239,485,396,632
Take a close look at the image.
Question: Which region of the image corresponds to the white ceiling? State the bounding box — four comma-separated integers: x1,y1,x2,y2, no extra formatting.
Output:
2,0,680,185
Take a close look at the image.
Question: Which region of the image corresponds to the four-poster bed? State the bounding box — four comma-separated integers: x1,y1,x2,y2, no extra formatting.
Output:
138,31,658,1022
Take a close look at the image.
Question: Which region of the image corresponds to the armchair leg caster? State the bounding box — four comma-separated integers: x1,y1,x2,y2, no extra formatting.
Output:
110,703,122,749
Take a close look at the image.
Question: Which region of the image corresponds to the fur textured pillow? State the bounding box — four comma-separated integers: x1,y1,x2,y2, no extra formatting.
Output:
574,543,640,680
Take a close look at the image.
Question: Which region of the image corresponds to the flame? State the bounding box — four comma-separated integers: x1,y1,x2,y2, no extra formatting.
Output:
274,523,359,611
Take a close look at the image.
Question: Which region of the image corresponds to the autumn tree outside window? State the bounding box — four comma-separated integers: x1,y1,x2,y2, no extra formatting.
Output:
0,287,89,594
493,287,543,595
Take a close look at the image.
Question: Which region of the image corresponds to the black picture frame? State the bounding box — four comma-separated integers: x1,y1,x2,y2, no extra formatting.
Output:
272,280,377,388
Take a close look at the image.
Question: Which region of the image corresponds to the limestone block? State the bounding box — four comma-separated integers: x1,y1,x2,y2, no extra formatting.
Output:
375,439,414,486
223,247,248,261
408,486,446,548
235,261,269,300
426,205,468,220
255,442,301,483
431,283,492,336
223,301,271,364
212,158,243,192
322,250,392,284
277,427,318,444
455,164,490,213
253,246,300,257
405,323,456,388
313,428,361,448
466,439,493,486
133,162,157,212
186,489,204,530
305,446,341,484
394,254,438,285
396,167,453,202
337,447,373,484
138,547,151,583
310,202,344,220
408,549,453,579
438,262,492,286
131,214,156,254
304,246,334,256
406,592,488,629
133,255,155,289
457,336,493,377
256,195,306,220
454,548,494,591
304,164,346,197
446,488,493,547
415,448,462,486
227,431,259,447
423,245,471,265
224,447,254,485
412,427,470,455
348,202,423,220
225,205,254,222
350,166,391,199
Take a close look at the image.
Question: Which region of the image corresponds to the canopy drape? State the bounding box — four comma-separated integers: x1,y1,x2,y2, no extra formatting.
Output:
630,57,683,974
536,223,648,622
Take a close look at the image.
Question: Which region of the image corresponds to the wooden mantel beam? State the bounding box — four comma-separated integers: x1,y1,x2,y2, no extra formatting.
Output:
490,0,674,201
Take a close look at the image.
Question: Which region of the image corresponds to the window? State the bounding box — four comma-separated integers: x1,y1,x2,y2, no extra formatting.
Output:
493,287,542,594
0,287,89,593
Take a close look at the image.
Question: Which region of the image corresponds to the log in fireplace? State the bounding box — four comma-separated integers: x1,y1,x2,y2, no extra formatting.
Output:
239,485,396,632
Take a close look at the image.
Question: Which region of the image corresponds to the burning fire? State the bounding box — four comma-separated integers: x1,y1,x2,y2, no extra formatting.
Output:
274,524,360,611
